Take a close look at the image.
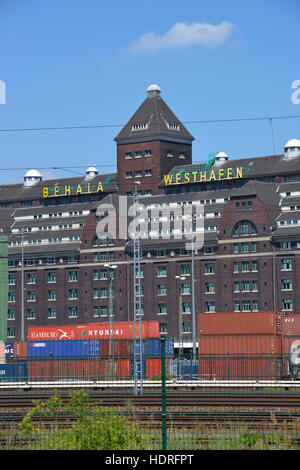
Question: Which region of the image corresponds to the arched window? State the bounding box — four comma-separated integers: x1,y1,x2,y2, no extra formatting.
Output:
233,220,258,237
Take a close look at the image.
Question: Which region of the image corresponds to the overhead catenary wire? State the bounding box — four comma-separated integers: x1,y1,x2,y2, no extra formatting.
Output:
0,113,299,133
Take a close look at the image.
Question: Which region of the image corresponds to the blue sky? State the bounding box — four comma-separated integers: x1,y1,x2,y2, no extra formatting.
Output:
0,0,299,185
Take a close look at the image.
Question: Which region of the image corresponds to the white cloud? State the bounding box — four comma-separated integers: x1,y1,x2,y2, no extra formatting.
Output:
129,21,235,53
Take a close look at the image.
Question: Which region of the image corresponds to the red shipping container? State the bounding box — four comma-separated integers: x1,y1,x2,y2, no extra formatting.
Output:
13,341,28,358
282,314,300,336
146,358,161,378
198,356,279,380
28,321,160,341
198,334,281,355
100,339,131,358
198,312,280,335
115,359,131,379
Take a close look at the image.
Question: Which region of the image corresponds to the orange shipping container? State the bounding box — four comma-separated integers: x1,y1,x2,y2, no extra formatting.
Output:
198,356,279,380
198,312,280,335
198,334,282,355
28,321,160,341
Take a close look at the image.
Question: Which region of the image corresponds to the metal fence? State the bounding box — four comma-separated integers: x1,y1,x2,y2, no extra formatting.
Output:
0,337,299,450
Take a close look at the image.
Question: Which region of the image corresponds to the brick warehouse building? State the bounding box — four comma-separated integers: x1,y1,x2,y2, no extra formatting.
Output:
1,84,300,342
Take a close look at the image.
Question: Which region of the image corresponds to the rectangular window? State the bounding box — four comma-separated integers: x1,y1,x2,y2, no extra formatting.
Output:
181,283,191,294
157,284,167,295
8,292,15,302
69,271,77,282
135,151,142,158
135,170,142,178
27,308,35,319
101,306,108,316
48,272,57,283
159,323,167,334
93,288,99,298
93,306,99,317
252,300,258,311
8,309,15,320
48,290,56,300
234,262,239,273
181,264,191,275
205,263,214,274
205,282,215,293
282,279,293,290
100,252,107,262
241,261,250,272
252,280,258,291
27,273,36,284
69,289,78,299
282,299,293,311
48,308,56,318
100,287,107,298
145,150,152,157
125,172,132,178
182,302,191,313
242,281,250,292
242,300,251,311
158,303,167,314
234,301,240,312
234,243,239,254
156,250,166,257
205,302,215,312
183,322,191,333
100,269,107,280
251,261,258,272
157,266,167,277
125,152,132,159
69,306,77,317
234,281,240,292
242,242,249,253
281,241,291,250
252,242,257,252
282,258,293,270
8,274,15,285
145,169,152,176
27,291,36,301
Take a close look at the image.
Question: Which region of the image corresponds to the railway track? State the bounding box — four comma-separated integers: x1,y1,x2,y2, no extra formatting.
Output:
0,388,300,408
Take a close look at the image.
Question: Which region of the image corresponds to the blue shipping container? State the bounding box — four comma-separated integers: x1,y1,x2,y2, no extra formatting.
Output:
0,363,28,381
130,341,146,357
28,339,101,359
130,359,146,379
180,361,198,381
5,342,14,358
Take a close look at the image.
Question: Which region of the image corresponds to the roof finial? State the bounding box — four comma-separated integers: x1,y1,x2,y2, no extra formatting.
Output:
147,84,161,98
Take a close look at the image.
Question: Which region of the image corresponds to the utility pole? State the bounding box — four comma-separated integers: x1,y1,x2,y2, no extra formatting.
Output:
21,229,25,342
191,237,196,363
104,263,117,381
133,181,143,395
175,275,186,379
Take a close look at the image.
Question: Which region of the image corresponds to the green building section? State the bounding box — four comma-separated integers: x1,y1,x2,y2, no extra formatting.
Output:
0,234,8,342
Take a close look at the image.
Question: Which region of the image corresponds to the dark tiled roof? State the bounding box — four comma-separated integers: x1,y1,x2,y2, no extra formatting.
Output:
161,153,300,187
114,92,194,143
0,173,117,203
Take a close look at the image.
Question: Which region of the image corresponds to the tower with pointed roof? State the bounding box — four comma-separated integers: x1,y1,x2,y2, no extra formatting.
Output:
114,84,194,195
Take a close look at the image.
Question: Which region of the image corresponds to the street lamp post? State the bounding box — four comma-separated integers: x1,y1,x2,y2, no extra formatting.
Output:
175,275,186,371
104,263,117,381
